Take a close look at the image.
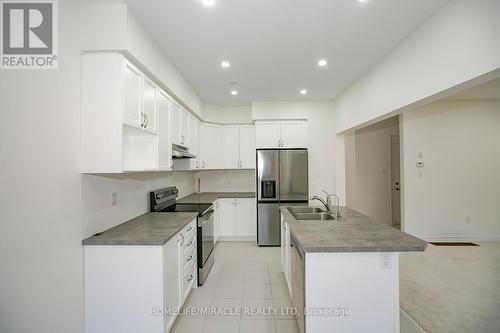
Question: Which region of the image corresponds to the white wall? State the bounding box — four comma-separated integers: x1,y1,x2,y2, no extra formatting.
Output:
332,0,500,133
83,4,203,117
252,101,336,199
202,103,253,124
82,173,194,238
401,100,500,241
194,170,256,193
0,2,197,332
346,118,399,224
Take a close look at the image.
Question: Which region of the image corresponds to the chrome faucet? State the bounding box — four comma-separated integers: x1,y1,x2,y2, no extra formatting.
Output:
310,190,343,220
323,190,343,220
310,195,329,212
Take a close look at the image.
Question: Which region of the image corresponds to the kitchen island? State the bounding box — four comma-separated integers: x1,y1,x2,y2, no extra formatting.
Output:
280,206,427,333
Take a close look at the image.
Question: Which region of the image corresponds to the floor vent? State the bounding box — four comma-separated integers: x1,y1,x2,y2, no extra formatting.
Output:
430,242,479,246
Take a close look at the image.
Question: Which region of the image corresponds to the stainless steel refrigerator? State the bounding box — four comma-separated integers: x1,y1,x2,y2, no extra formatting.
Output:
256,149,308,246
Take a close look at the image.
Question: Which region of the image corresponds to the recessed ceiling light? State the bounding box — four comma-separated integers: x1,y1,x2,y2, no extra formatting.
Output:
318,59,328,67
300,89,307,95
202,0,215,7
231,90,238,95
221,61,230,69
357,0,369,3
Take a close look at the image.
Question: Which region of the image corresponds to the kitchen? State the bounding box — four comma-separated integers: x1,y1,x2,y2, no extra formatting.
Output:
1,1,500,333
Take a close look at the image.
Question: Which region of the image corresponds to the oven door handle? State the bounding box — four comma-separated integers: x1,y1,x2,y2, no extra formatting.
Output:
198,209,215,226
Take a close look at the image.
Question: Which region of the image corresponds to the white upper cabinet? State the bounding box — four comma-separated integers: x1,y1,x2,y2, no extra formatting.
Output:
158,90,172,171
255,121,281,148
222,125,256,169
280,121,307,148
222,126,240,169
180,108,189,147
239,125,256,168
255,120,307,148
81,53,161,173
198,123,222,169
171,102,182,146
123,62,143,129
142,77,158,133
189,115,199,169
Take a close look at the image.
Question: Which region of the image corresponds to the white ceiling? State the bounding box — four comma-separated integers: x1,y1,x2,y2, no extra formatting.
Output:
125,0,450,106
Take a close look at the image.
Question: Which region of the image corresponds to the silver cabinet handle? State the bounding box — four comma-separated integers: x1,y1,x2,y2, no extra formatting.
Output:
185,240,193,247
187,255,193,262
187,226,193,232
140,112,145,128
202,161,205,168
144,113,148,128
187,274,194,282
179,234,185,246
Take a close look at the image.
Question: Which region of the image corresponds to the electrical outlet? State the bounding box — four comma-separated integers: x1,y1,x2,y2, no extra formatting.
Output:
111,192,117,206
381,253,392,269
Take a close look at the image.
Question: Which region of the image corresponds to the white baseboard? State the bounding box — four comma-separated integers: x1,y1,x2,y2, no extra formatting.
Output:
419,236,500,243
217,236,256,242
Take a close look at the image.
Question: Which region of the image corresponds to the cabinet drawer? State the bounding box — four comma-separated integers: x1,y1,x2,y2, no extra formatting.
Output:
183,246,196,274
181,220,196,238
182,261,196,301
182,231,196,255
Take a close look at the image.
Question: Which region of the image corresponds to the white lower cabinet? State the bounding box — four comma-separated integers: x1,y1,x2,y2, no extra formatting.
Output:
217,198,256,240
84,219,196,333
280,214,292,295
214,200,221,243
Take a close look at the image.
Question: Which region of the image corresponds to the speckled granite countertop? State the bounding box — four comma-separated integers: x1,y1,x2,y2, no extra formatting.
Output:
280,206,427,253
177,192,255,204
82,212,198,246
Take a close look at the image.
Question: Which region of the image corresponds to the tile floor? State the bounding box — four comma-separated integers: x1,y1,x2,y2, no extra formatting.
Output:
171,241,427,333
400,242,500,333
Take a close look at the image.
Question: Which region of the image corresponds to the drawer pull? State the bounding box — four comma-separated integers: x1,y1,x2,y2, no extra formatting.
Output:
187,274,194,282
185,240,193,247
186,255,193,262
187,226,193,232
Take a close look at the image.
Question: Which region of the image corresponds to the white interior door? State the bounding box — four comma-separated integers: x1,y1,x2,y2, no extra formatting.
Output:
239,125,256,169
280,121,307,148
222,125,240,169
157,91,171,170
255,121,281,148
391,135,401,226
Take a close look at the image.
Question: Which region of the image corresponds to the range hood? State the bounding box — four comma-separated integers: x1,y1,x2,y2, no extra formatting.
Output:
172,144,196,159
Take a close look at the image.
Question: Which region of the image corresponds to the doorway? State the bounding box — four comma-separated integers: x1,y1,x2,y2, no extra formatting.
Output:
391,135,401,229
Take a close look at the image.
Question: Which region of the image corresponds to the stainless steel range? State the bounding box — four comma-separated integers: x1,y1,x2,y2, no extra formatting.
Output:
150,187,215,285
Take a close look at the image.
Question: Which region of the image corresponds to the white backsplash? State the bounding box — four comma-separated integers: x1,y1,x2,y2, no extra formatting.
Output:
194,170,256,193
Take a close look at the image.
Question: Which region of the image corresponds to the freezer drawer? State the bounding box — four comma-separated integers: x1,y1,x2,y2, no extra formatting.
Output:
257,203,280,246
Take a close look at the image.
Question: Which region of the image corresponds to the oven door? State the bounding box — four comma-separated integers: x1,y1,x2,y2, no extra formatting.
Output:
198,208,214,267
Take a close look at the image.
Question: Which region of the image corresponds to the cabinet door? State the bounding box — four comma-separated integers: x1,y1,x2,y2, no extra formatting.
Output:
199,123,222,169
235,198,257,237
142,77,158,132
171,102,182,145
180,109,188,147
122,61,142,128
280,121,307,148
281,214,285,272
158,91,172,170
214,201,220,243
189,117,199,169
163,235,181,332
239,125,256,169
222,125,240,169
255,121,281,148
284,223,292,294
218,199,235,236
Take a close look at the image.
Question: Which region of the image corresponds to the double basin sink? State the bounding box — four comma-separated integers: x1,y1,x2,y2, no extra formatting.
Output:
288,206,338,221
